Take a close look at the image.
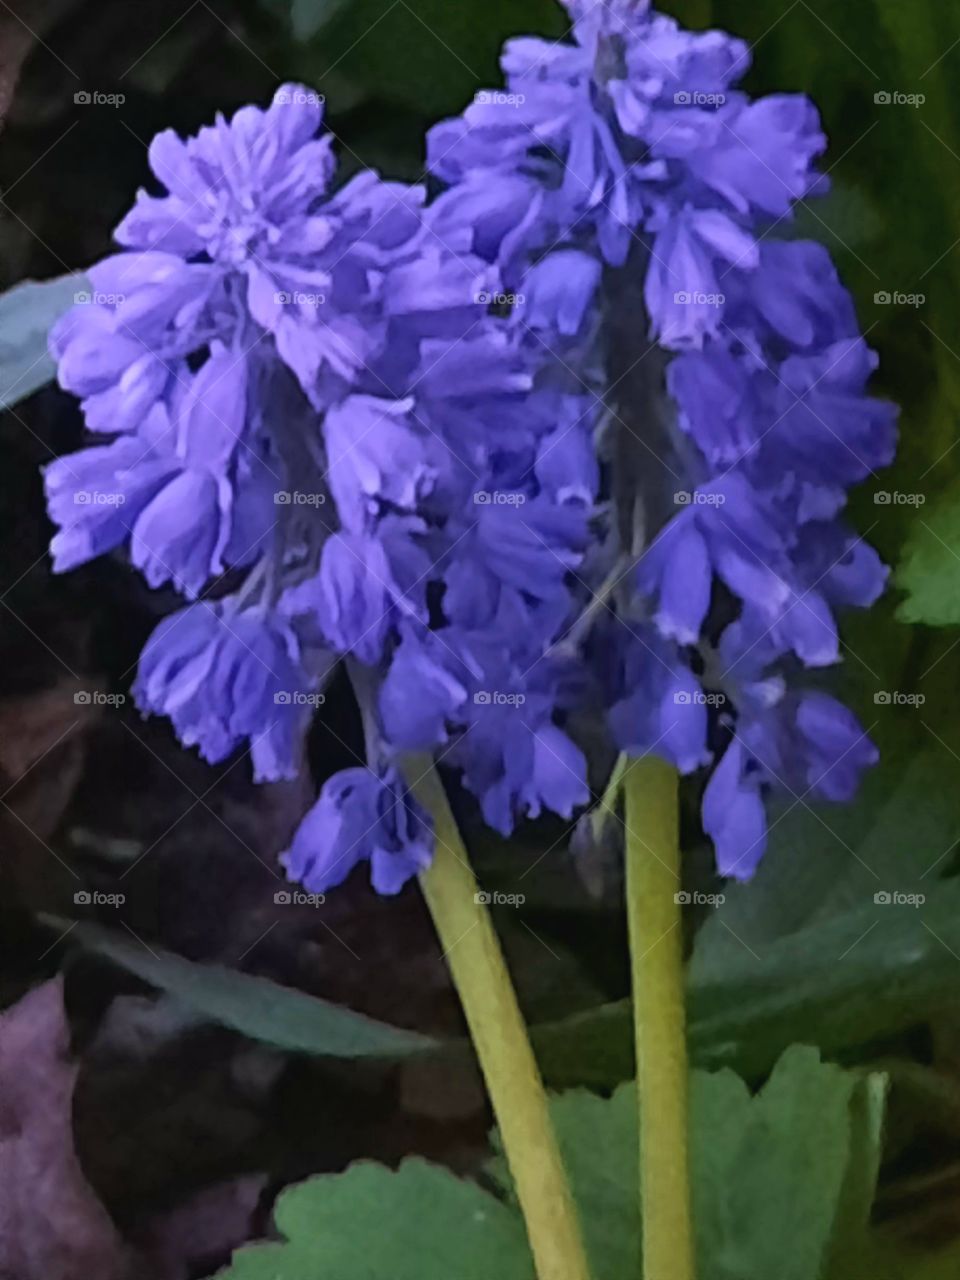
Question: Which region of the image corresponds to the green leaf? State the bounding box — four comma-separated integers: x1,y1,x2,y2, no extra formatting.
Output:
825,1072,889,1279
219,1050,885,1280
896,480,960,625
532,999,636,1091
528,1048,885,1280
680,749,960,1077
534,868,960,1087
0,275,85,411
524,1086,638,1280
262,0,352,41
217,1159,535,1280
687,878,960,1078
690,750,960,960
691,1047,860,1280
524,753,960,1090
56,920,437,1059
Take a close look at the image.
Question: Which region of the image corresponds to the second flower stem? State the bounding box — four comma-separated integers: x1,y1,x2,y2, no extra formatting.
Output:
624,756,696,1280
406,756,593,1280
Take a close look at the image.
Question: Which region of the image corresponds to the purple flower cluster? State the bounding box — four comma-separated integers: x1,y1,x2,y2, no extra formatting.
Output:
45,82,596,891
425,0,894,877
45,0,896,894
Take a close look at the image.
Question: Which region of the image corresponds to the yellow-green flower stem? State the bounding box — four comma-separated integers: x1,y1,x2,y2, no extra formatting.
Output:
406,756,593,1280
624,756,696,1280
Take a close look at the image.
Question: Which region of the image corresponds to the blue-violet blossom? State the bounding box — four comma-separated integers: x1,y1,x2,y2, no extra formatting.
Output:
45,0,896,894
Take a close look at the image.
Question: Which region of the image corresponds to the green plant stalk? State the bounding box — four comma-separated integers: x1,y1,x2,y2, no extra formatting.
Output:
625,756,696,1280
405,755,593,1280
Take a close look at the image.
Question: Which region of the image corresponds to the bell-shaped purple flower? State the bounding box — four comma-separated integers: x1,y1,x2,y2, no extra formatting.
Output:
282,765,433,895
644,206,757,348
134,603,309,781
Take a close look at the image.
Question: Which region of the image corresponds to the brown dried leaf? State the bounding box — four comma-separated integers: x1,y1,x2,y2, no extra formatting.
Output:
0,0,83,127
0,978,132,1280
0,677,98,785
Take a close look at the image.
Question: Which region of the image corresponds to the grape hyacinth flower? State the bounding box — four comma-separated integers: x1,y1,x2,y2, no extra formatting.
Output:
424,0,895,879
45,81,596,892
45,0,897,898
